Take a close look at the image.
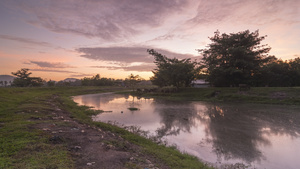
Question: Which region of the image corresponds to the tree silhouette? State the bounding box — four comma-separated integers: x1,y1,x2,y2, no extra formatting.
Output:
11,68,44,87
148,49,200,88
199,30,276,87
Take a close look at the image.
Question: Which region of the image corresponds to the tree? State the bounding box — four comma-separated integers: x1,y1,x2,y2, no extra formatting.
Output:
254,58,300,87
199,30,275,87
11,68,44,87
81,74,116,86
125,74,143,91
148,49,199,88
47,80,56,87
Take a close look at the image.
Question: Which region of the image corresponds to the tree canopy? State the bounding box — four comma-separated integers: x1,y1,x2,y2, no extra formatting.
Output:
81,74,117,86
11,68,44,87
148,49,199,88
199,30,276,87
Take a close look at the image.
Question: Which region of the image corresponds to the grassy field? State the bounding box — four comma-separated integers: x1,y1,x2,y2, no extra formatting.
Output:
0,86,212,169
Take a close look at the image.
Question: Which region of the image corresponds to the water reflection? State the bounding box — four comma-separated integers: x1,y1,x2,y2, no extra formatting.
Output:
152,100,199,138
203,104,269,163
73,93,300,169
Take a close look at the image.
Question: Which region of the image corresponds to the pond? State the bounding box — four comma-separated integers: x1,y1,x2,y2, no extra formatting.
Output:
73,93,300,169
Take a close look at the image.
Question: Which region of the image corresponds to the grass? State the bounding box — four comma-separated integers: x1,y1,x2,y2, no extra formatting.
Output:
0,87,73,169
128,107,139,111
133,87,300,105
0,86,212,169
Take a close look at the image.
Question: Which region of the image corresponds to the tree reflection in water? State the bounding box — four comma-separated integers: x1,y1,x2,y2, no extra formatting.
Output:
152,100,300,164
204,103,300,163
152,100,204,138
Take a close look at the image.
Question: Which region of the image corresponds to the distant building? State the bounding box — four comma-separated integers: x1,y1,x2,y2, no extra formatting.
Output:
191,79,209,88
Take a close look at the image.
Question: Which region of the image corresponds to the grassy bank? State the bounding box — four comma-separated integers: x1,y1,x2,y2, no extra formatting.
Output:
134,87,300,105
0,86,211,169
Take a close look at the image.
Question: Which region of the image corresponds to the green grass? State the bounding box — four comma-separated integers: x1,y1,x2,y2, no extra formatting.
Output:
134,87,300,105
0,86,212,169
0,87,73,169
128,107,139,111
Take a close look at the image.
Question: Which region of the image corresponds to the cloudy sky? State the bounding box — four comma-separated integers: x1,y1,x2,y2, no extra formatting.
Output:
0,0,299,81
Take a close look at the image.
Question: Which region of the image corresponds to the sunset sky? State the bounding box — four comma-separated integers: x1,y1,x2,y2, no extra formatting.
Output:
0,0,299,81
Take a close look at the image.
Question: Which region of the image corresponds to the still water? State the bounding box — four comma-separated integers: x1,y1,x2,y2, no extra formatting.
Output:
73,93,300,169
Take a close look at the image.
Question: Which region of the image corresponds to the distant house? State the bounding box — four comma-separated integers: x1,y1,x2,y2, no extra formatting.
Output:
191,79,209,88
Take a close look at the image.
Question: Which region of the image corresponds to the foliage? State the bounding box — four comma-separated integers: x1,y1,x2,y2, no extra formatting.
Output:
0,81,11,87
253,58,300,87
124,74,143,91
199,30,276,87
46,80,56,87
11,68,44,87
81,74,119,86
148,49,200,88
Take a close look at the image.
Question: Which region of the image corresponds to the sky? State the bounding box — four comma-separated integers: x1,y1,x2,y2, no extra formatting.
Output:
0,0,299,81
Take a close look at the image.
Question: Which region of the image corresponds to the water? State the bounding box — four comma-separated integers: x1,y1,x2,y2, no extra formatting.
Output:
73,93,300,169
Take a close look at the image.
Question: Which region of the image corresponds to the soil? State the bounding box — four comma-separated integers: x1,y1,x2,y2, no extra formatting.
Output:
32,95,169,169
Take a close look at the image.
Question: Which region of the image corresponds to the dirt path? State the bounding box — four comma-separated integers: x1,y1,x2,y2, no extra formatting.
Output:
33,95,168,169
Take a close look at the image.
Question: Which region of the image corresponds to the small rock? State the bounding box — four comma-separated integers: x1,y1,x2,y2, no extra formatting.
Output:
145,159,152,164
130,157,134,161
74,146,81,149
81,130,85,133
59,130,63,133
87,162,95,166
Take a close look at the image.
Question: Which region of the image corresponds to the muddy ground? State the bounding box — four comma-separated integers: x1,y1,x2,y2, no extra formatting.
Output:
33,95,169,169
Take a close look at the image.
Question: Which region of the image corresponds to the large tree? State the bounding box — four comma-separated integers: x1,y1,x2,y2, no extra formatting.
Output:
11,68,44,87
199,30,276,87
148,49,199,88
